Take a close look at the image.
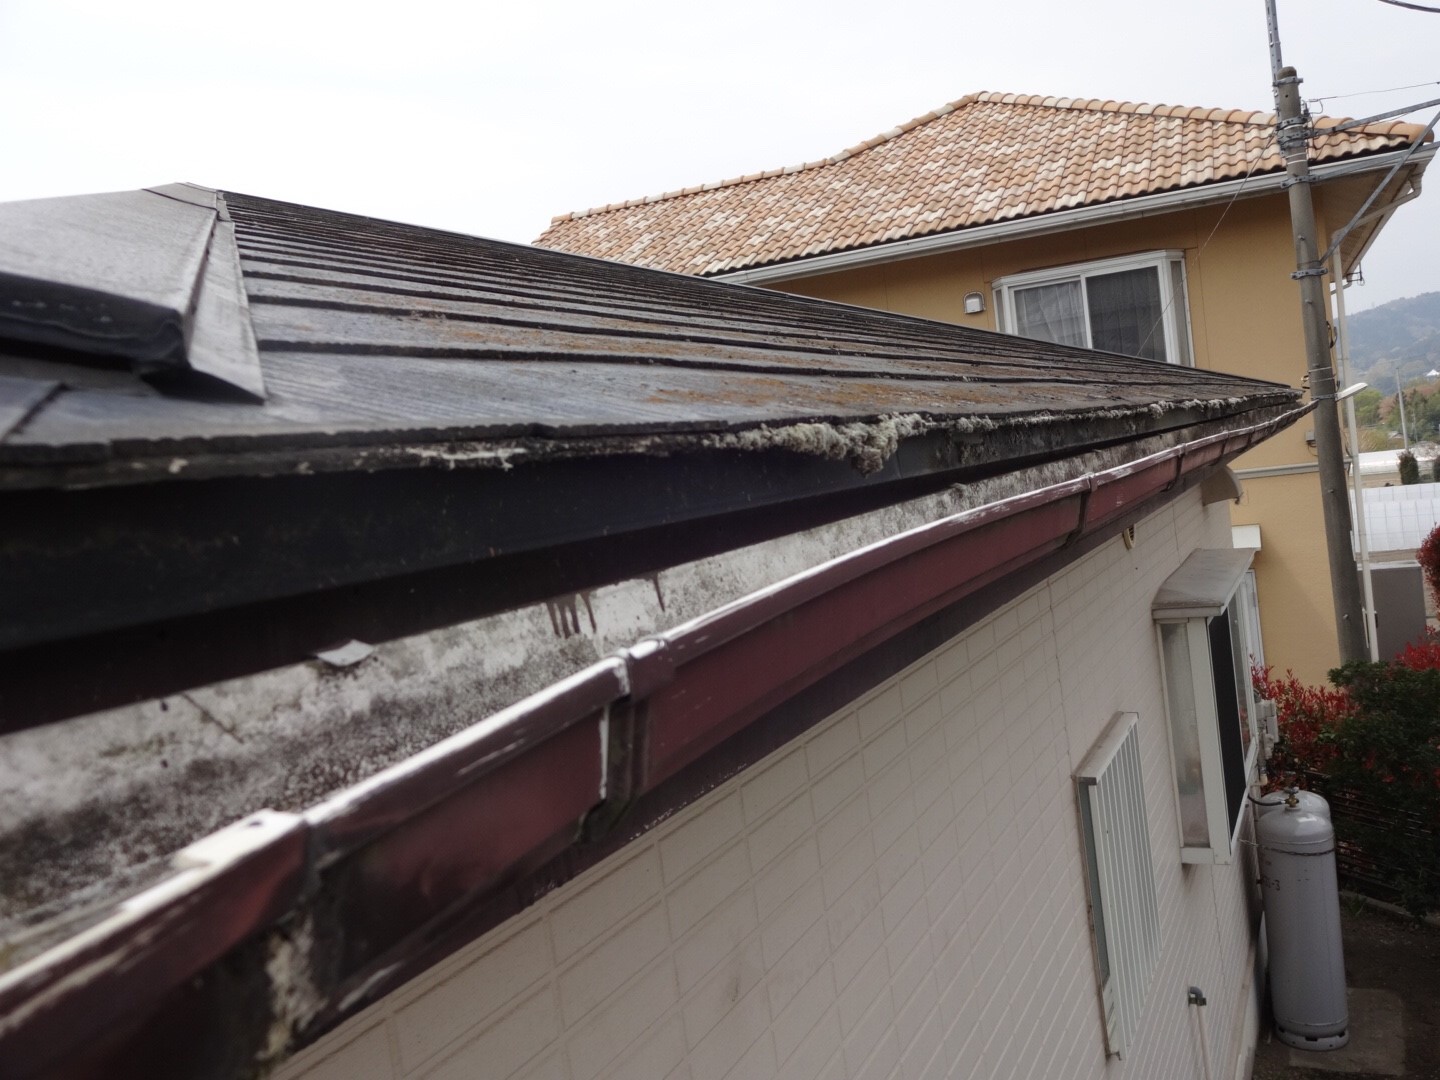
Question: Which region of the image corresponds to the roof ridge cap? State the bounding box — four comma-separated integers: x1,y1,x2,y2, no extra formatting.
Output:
1311,113,1433,141
988,93,1281,126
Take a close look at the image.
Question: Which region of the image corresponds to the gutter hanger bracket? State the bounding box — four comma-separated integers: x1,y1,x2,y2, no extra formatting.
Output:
1168,447,1187,491
580,699,642,843
1061,480,1096,548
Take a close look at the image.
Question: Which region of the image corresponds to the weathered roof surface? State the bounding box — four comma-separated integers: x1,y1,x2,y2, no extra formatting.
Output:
2,186,1298,491
1,185,1306,734
0,184,1311,1080
536,91,1429,276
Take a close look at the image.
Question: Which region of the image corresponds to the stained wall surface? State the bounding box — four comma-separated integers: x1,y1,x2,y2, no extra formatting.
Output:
276,491,1262,1080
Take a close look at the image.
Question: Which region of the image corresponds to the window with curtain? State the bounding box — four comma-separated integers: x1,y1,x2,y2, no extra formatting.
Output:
994,252,1192,366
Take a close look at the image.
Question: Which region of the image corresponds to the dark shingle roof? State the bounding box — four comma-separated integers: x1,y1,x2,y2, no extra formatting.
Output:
1,186,1297,490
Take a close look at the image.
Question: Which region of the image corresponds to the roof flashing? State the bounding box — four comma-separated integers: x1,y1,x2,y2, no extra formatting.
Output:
0,188,265,403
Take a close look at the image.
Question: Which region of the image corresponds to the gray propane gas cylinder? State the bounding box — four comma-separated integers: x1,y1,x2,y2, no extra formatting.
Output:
1256,789,1331,819
1258,802,1349,1051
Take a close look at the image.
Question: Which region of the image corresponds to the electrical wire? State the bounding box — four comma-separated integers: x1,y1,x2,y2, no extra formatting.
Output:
1374,0,1440,12
1195,131,1279,257
1309,79,1440,110
1131,130,1281,360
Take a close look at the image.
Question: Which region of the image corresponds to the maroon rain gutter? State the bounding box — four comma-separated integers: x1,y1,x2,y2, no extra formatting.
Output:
0,403,1305,1079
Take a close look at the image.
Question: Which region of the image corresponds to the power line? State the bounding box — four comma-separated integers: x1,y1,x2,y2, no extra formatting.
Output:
1308,79,1440,109
1131,131,1279,358
1374,0,1440,12
1196,131,1279,257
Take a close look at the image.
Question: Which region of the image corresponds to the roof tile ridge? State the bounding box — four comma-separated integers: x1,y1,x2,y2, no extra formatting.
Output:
1310,113,1431,142
1015,95,1282,127
549,92,989,225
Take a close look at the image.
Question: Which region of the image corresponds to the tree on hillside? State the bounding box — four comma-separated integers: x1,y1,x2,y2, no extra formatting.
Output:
1352,386,1383,426
1345,292,1440,385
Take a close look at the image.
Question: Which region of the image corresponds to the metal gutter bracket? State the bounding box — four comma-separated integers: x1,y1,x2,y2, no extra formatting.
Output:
581,637,676,840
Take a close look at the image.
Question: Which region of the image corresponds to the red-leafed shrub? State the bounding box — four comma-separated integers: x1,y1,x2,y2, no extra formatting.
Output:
1252,664,1352,777
1419,522,1440,612
1397,629,1440,671
1255,649,1440,915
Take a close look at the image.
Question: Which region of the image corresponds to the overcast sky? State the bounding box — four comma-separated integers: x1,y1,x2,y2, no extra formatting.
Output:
2,0,1436,311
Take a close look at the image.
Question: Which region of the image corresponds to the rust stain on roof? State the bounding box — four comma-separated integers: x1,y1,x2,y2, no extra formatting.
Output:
536,91,1428,276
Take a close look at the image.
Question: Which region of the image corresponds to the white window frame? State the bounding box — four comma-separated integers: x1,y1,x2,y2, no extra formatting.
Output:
992,250,1194,366
1074,711,1160,1060
1153,549,1263,864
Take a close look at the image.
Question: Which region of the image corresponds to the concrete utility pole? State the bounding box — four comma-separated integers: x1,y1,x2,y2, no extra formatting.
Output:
1273,65,1370,663
1396,374,1411,449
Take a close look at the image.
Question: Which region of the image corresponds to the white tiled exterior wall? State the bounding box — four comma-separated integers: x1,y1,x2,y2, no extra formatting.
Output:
277,492,1261,1080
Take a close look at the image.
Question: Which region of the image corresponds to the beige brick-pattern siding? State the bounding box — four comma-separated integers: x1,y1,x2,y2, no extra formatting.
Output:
277,492,1260,1080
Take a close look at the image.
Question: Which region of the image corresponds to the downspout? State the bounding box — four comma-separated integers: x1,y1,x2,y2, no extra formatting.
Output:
1188,986,1216,1080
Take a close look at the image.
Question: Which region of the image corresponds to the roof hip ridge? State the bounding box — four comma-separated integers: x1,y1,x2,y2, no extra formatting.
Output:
543,90,1426,229
549,92,993,224
975,90,1280,127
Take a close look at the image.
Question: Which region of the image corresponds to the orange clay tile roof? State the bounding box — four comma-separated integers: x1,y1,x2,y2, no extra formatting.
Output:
536,92,1428,277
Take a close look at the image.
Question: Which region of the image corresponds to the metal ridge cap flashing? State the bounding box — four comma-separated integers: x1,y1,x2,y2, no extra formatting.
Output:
0,187,265,402
0,189,213,363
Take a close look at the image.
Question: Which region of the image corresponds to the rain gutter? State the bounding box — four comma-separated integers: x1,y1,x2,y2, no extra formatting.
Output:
713,146,1437,285
0,402,1308,1080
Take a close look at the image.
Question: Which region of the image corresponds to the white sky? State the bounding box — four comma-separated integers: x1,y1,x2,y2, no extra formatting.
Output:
2,0,1436,311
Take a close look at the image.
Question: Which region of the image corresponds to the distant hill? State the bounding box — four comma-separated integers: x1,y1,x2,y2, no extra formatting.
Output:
1345,292,1440,385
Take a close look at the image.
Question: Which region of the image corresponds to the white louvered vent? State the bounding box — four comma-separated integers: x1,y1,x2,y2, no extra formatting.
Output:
1074,712,1161,1059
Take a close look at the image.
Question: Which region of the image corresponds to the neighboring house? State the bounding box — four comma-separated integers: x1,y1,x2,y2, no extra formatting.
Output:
0,187,1305,1080
539,91,1436,686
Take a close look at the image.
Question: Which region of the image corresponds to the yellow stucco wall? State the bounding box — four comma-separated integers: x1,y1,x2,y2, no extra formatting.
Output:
767,191,1342,683
1232,474,1336,684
